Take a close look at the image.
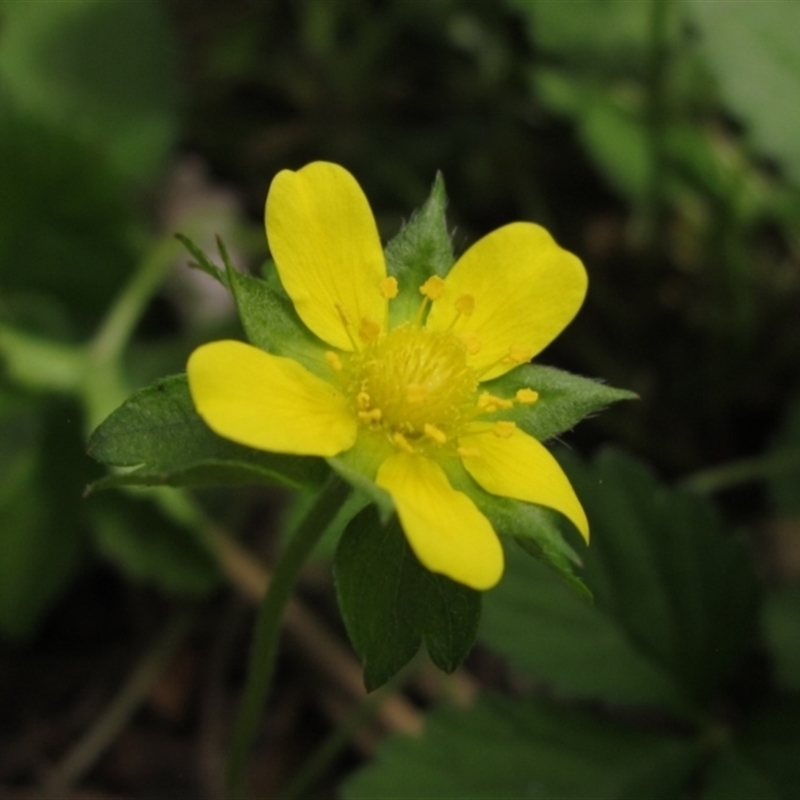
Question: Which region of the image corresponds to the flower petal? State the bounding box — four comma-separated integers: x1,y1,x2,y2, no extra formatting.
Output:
375,452,503,590
266,162,387,350
459,424,589,542
426,222,587,381
187,340,357,456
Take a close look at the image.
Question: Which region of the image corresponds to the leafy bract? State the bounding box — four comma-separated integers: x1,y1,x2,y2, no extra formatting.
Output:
342,694,700,800
484,364,637,442
481,450,760,714
86,374,328,492
334,506,480,691
384,172,454,326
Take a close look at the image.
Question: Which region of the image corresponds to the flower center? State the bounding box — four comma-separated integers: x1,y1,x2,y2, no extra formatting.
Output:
348,323,478,449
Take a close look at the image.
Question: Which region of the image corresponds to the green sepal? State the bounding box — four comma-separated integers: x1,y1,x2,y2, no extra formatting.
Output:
334,506,481,691
384,172,454,326
484,364,638,441
86,374,328,492
175,233,229,288
226,266,330,378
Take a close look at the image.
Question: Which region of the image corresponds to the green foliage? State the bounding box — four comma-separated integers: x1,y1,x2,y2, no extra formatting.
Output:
343,451,796,799
87,374,329,492
0,397,90,639
334,507,480,691
0,0,178,185
762,586,800,695
688,0,800,186
343,694,700,800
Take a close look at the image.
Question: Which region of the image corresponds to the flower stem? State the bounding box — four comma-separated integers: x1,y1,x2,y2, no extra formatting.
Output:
226,474,350,799
682,447,800,495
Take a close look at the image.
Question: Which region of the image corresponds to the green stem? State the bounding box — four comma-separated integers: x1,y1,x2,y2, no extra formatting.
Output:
682,447,800,494
90,236,182,367
226,475,351,799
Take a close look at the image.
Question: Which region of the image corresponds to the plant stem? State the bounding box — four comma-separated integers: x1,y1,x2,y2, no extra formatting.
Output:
682,447,800,495
90,236,182,367
226,475,350,799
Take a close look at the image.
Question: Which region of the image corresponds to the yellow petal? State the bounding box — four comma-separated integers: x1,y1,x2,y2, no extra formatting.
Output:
375,452,503,590
187,340,357,456
459,424,589,542
266,162,387,350
426,223,587,381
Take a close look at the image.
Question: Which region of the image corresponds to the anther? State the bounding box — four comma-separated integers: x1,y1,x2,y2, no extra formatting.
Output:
358,317,381,343
457,446,481,458
324,351,343,371
357,391,371,410
380,277,399,299
459,332,482,355
424,423,447,445
477,392,513,413
454,294,475,317
420,276,446,301
516,388,539,404
493,421,516,439
358,409,382,423
503,344,532,365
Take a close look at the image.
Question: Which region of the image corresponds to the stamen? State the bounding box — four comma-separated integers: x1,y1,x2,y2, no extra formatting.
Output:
420,276,446,301
493,421,516,439
459,332,482,355
358,317,381,344
357,391,371,410
424,423,447,445
454,294,475,317
477,392,514,413
457,445,480,458
406,383,428,404
380,276,399,299
503,344,533,365
324,351,343,371
392,432,415,453
358,408,382,423
335,303,361,352
516,388,539,404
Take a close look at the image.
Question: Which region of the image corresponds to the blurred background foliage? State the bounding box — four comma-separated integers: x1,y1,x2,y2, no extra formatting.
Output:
0,0,799,797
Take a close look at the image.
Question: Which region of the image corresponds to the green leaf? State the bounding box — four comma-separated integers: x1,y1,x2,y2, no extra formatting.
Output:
566,450,759,707
0,108,136,333
88,494,220,596
482,450,760,715
688,0,800,186
226,267,330,377
762,584,800,694
481,541,689,713
737,700,800,798
0,0,178,184
86,374,328,491
484,364,637,441
342,694,700,800
702,748,783,800
334,506,480,691
0,399,89,640
384,172,454,326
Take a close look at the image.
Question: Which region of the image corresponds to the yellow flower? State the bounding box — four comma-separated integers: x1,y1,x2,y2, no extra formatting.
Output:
187,162,589,591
